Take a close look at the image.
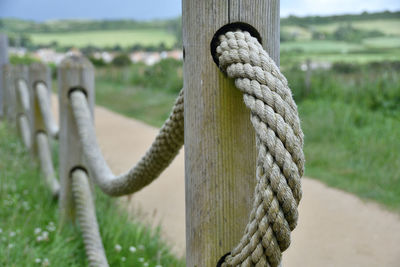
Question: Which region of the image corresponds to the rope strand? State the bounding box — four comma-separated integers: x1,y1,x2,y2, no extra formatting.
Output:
216,30,304,267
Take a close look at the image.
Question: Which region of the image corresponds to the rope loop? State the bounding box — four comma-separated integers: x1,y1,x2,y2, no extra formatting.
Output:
215,29,305,267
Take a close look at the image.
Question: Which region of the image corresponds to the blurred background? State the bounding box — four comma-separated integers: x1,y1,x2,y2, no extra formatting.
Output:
0,0,399,266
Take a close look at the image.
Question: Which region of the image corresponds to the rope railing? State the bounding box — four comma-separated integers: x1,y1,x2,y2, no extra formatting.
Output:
36,82,59,139
17,79,30,115
16,78,32,149
1,24,304,267
36,131,60,197
71,169,109,267
69,88,184,196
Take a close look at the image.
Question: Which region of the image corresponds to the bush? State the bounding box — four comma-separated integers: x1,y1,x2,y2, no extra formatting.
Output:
89,56,107,67
285,61,400,115
111,53,131,67
9,54,38,65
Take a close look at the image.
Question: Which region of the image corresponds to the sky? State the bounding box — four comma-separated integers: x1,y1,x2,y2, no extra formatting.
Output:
0,0,399,21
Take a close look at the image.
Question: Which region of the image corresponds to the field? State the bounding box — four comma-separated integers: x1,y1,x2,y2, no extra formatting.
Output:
0,123,185,266
30,29,176,48
309,19,400,36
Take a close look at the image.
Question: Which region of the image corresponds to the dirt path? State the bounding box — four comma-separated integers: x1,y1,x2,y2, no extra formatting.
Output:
52,96,400,266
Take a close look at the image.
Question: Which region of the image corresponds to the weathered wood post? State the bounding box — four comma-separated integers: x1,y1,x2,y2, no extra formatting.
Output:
183,0,280,265
58,56,94,223
28,63,52,155
2,64,16,123
0,34,9,120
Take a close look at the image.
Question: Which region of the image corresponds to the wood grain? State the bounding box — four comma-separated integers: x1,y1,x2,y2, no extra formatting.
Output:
0,34,9,119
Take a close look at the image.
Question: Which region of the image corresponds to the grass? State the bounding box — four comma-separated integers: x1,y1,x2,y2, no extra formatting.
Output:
311,19,400,36
30,29,176,48
363,36,400,49
95,79,178,127
299,100,400,210
281,40,363,53
0,123,185,266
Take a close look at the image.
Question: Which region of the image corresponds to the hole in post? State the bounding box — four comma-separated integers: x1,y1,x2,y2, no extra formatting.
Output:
210,22,262,67
33,80,47,89
68,87,88,99
69,166,89,178
216,252,231,267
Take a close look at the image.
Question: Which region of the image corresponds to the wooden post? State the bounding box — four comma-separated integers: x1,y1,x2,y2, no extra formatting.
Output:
58,56,94,223
2,64,16,123
28,63,52,155
0,34,9,119
183,0,280,265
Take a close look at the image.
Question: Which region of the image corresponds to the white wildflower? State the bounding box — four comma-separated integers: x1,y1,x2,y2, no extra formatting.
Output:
155,265,163,267
8,243,14,249
114,244,122,252
138,257,145,262
129,246,137,253
42,231,49,239
42,258,50,266
36,236,43,242
0,228,2,234
34,228,42,235
47,225,56,232
9,231,16,237
35,258,41,263
121,257,126,262
143,262,149,267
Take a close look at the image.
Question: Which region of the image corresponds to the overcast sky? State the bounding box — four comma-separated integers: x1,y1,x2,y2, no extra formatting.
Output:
0,0,399,21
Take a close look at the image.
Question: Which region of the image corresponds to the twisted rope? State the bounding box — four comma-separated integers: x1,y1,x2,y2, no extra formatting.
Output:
215,30,304,267
36,132,60,197
71,169,109,267
17,114,31,149
36,82,59,139
69,89,184,196
15,79,32,149
17,79,30,115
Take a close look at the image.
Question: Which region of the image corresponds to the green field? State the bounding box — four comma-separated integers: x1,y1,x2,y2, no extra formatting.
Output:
311,19,400,36
30,29,176,48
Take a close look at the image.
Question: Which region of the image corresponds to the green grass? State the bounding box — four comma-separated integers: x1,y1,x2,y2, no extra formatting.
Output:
299,100,400,210
363,36,400,48
281,40,363,53
0,123,185,266
30,29,176,48
311,19,400,36
95,79,178,127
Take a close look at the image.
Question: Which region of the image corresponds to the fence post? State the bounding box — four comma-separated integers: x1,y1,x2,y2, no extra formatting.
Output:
2,64,16,123
58,55,94,223
183,0,280,265
28,63,52,155
0,34,9,120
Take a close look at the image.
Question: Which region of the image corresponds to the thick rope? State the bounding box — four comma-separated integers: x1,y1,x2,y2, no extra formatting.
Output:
71,169,109,267
17,114,31,149
17,79,30,114
69,89,184,196
36,82,59,139
215,30,304,267
36,132,60,197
